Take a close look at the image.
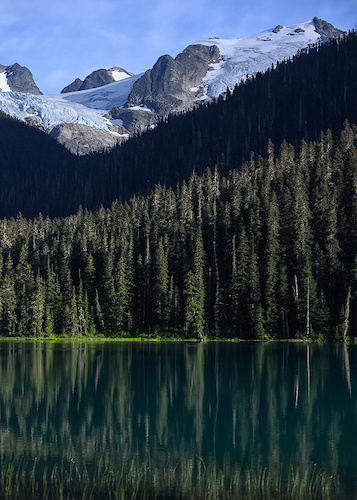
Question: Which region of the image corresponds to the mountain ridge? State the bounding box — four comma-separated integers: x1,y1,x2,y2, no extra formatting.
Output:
0,18,346,154
0,28,355,219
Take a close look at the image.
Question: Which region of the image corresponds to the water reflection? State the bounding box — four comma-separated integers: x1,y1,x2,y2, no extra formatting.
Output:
0,341,356,492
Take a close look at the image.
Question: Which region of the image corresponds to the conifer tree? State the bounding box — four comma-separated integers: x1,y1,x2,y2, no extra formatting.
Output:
31,274,45,337
114,256,132,332
1,256,17,336
184,228,205,339
229,227,250,335
264,192,280,336
152,237,169,329
248,246,265,338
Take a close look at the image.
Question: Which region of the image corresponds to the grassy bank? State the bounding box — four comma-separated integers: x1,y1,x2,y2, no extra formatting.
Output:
0,456,340,499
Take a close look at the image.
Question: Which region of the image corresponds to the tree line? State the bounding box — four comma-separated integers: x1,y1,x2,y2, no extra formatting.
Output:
0,122,356,339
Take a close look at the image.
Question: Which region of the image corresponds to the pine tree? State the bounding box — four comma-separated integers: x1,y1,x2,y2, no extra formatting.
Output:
300,260,318,338
184,228,205,339
45,261,63,335
152,237,169,329
1,256,17,336
114,256,132,332
278,265,290,337
15,244,34,335
31,274,45,337
229,227,250,335
248,246,265,338
264,192,280,336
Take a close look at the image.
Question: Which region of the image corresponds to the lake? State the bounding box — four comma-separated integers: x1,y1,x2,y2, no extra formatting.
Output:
0,340,355,498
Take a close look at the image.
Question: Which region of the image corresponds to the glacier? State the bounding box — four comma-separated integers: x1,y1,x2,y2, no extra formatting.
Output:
196,21,320,98
0,91,110,129
0,73,144,132
0,20,336,145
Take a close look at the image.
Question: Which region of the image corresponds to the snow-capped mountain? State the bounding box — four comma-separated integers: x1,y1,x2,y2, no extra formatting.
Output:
0,18,345,154
196,21,323,99
61,67,134,93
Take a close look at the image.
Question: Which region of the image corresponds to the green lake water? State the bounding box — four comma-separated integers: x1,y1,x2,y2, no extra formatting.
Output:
0,340,356,498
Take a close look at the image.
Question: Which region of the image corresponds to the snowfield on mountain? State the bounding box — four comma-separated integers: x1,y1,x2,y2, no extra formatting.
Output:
0,18,344,152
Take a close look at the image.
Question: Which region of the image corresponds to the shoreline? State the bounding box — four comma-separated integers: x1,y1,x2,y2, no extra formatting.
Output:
0,335,354,344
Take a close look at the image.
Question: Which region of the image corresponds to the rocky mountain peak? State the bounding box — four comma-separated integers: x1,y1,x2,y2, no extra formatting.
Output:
0,63,42,94
126,44,220,116
312,17,346,42
61,67,133,93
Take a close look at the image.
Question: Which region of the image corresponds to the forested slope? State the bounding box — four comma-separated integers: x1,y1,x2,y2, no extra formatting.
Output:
90,30,357,206
0,112,78,217
0,31,356,218
0,123,356,338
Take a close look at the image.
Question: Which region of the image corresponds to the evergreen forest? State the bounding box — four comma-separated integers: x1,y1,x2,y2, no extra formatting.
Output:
0,32,356,339
0,122,356,339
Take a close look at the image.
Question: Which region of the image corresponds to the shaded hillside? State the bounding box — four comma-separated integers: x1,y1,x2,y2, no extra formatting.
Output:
0,31,356,218
82,31,357,208
0,112,78,217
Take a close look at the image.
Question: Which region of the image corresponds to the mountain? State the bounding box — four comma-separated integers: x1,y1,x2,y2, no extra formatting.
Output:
61,67,134,93
124,18,343,117
0,29,356,219
0,18,345,154
0,63,42,94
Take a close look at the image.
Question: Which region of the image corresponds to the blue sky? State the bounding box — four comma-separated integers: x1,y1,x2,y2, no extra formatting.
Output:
0,0,355,94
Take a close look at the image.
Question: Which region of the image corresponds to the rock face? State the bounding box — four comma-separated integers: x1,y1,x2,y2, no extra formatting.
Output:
62,78,83,93
0,63,42,94
126,44,220,116
312,17,345,42
111,107,158,135
49,123,128,155
81,69,115,90
61,67,133,93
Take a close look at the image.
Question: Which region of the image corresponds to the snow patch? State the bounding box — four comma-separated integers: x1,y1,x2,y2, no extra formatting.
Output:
127,105,152,112
195,20,320,98
108,129,129,138
110,69,132,82
0,72,11,92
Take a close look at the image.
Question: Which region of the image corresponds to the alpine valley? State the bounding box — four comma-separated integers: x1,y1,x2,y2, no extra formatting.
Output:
0,18,356,342
1,13,357,500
